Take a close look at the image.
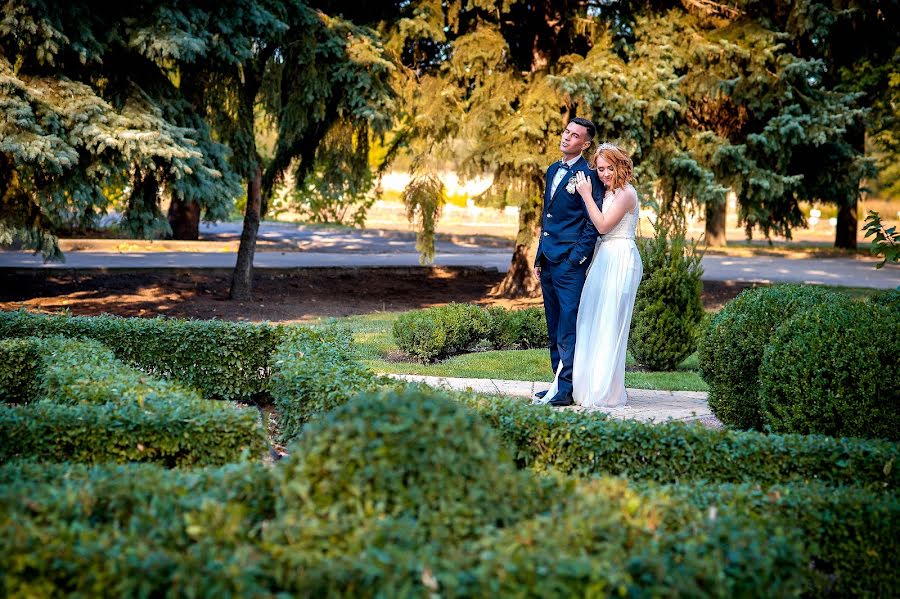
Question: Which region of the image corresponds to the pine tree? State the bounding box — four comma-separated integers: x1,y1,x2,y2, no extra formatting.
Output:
0,1,242,258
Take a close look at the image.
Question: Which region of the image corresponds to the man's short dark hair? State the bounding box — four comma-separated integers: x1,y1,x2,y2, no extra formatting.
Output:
568,117,596,141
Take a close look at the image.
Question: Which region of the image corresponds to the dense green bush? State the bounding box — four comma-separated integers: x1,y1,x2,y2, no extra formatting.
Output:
698,285,838,430
272,387,557,552
759,300,900,439
455,391,898,489
275,477,804,598
0,310,286,399
0,337,41,403
0,461,278,598
269,325,379,443
392,303,548,361
869,287,900,310
629,219,705,370
660,480,900,597
0,336,267,465
485,305,548,350
392,303,491,361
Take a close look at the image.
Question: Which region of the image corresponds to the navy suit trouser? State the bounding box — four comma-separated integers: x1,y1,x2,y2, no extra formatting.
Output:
539,256,589,396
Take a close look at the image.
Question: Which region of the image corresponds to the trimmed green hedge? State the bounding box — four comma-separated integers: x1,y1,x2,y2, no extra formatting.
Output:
760,300,900,440
272,388,557,551
0,460,278,597
656,480,900,597
0,310,286,400
698,285,839,430
392,303,548,362
454,391,898,489
269,326,380,443
0,336,267,465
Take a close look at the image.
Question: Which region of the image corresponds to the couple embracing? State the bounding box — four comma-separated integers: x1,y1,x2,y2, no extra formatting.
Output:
533,117,643,409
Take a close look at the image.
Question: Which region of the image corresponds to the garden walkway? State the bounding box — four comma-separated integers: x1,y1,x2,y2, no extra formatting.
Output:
388,374,713,423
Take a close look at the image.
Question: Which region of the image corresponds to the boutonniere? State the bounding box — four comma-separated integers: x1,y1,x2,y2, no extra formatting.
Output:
565,175,577,194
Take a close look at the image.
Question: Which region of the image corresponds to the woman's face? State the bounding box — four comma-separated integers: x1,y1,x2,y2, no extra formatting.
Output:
596,156,615,188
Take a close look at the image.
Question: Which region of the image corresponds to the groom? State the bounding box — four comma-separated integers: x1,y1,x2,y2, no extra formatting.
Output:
532,117,605,406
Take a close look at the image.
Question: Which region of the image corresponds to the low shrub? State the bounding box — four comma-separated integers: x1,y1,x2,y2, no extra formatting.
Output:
392,303,549,362
869,287,900,311
1,400,265,466
392,303,492,361
0,338,41,403
759,300,900,440
698,285,838,430
629,218,705,370
659,480,900,597
0,310,286,400
272,387,558,552
455,391,898,489
0,461,278,598
485,306,548,350
0,336,267,465
269,326,379,443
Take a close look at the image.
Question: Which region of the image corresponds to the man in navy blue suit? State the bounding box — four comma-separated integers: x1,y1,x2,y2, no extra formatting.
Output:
532,117,605,406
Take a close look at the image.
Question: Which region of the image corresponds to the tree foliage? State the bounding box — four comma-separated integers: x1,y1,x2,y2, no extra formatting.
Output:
0,1,242,258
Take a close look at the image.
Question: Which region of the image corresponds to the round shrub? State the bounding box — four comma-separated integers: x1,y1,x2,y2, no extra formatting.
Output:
698,285,837,431
869,287,900,311
486,306,548,349
274,386,556,550
759,301,900,439
392,303,492,361
629,224,704,370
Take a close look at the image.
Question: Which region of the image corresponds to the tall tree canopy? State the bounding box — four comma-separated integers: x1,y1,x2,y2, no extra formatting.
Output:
0,0,241,259
1,0,399,301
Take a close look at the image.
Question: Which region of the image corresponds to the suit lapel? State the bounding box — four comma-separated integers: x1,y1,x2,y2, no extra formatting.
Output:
547,156,586,208
545,162,560,205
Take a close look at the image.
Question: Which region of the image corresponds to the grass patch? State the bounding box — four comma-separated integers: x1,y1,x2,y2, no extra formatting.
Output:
324,312,708,392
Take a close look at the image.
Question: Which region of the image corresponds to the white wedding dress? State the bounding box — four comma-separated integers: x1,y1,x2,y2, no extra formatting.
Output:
537,185,643,409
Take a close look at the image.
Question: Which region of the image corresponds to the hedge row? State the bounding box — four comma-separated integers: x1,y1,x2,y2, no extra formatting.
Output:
392,303,547,361
0,336,267,466
266,355,898,490
452,390,898,489
1,389,895,596
654,480,900,597
269,325,381,443
0,310,286,400
699,285,900,439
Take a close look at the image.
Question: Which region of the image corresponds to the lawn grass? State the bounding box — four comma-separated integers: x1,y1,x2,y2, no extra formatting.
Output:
327,312,708,392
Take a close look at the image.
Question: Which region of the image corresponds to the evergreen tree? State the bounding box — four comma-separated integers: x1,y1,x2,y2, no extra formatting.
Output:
0,1,242,258
741,0,899,249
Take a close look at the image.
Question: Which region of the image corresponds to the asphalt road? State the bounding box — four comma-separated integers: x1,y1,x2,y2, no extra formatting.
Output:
1,222,897,289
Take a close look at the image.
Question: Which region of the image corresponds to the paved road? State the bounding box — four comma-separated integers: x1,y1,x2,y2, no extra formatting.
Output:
2,222,897,289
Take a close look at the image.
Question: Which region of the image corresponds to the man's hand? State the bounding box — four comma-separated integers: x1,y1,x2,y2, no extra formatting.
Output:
532,265,542,280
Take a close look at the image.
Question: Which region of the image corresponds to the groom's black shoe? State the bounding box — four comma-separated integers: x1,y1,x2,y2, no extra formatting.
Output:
533,389,548,400
547,391,575,407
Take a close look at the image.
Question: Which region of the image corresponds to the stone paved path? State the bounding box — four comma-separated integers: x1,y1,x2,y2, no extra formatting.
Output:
388,374,712,423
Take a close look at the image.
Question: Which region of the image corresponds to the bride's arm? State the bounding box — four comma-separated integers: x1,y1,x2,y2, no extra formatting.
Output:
574,172,636,234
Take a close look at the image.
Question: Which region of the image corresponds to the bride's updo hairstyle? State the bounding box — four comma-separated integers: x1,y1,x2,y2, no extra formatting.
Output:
590,142,634,191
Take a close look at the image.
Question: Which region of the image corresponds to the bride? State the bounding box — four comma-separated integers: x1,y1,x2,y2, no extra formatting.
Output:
537,142,643,409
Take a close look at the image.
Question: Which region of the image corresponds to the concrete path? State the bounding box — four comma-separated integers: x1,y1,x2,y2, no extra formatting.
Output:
389,374,713,423
2,249,897,289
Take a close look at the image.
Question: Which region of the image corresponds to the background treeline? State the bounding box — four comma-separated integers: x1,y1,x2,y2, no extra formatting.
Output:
1,0,897,296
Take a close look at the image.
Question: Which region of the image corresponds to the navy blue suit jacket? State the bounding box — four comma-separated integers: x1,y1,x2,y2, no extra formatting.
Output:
535,156,606,266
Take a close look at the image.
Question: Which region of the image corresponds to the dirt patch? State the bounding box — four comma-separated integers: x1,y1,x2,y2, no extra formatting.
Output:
1,267,755,322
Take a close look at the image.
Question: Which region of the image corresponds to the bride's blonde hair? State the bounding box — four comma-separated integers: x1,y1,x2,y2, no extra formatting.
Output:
589,142,634,191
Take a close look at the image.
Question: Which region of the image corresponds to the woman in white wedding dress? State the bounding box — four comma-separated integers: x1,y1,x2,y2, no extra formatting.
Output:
538,143,643,409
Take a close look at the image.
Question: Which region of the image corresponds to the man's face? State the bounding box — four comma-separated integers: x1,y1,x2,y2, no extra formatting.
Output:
560,123,590,157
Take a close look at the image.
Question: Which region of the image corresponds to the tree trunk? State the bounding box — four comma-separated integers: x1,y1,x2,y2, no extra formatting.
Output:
834,200,858,249
835,128,864,250
704,198,727,246
167,197,200,240
230,163,262,301
492,194,542,298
